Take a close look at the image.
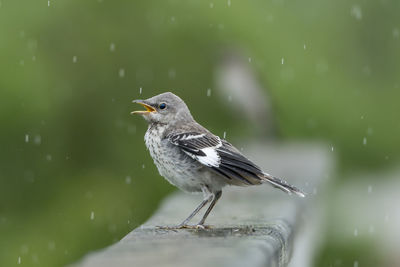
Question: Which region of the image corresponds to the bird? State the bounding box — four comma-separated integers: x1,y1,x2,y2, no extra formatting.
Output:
131,92,305,229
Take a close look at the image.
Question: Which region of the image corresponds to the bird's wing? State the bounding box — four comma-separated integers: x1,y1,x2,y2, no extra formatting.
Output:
167,132,264,186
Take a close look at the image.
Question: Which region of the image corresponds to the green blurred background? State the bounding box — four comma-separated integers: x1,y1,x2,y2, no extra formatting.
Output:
0,0,399,266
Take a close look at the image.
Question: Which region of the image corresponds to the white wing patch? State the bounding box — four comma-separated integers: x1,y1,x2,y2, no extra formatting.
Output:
180,133,205,140
171,133,223,168
197,146,221,167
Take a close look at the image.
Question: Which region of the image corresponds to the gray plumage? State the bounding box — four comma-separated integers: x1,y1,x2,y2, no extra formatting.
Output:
132,92,305,228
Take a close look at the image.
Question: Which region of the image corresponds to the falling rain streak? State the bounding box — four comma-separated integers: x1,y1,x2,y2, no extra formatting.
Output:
110,43,115,52
119,68,125,78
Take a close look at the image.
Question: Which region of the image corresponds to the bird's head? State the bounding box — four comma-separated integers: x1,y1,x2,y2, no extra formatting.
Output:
131,92,193,124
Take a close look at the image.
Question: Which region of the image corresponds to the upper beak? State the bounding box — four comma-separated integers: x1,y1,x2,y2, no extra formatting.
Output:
131,100,156,115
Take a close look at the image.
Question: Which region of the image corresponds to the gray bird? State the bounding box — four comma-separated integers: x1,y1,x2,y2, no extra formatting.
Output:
132,92,305,229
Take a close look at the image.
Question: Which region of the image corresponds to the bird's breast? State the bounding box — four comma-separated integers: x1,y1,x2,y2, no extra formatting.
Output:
144,124,205,192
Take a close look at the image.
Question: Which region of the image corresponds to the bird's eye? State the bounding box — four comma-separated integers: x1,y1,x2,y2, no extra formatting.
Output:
159,103,167,110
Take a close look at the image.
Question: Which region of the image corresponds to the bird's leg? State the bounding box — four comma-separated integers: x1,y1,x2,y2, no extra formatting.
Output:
177,194,213,228
197,190,222,226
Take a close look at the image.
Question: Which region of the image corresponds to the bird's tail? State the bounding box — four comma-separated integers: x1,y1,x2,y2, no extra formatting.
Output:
261,172,306,197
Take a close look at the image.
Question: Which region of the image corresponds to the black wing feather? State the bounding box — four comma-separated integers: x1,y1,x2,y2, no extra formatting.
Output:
167,132,264,186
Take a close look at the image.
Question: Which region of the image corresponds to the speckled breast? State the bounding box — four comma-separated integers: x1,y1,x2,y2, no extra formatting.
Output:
144,124,203,192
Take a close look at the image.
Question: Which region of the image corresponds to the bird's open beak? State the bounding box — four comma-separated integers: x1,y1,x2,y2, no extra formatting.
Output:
131,100,156,115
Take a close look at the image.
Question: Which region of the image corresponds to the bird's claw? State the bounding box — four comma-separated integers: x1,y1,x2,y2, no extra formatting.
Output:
155,224,211,230
179,224,211,229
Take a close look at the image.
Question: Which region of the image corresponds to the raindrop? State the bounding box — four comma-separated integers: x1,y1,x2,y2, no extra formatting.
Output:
368,224,375,234
90,211,95,220
119,68,125,78
125,176,132,184
48,1,50,7
19,60,25,66
110,43,115,52
25,134,29,143
142,164,145,169
363,65,371,75
363,137,367,146
307,118,316,128
209,2,214,8
393,28,400,39
354,261,359,267
34,134,41,145
281,57,284,64
72,56,77,63
108,224,117,233
331,146,334,152
168,68,176,79
228,95,232,102
223,131,226,139
316,60,329,73
384,214,389,222
367,127,373,135
170,16,176,22
227,0,231,7
20,245,29,254
32,254,39,263
139,87,143,94
48,241,56,250
367,185,372,193
46,154,52,161
127,125,136,134
350,5,362,20
248,57,252,62
85,191,93,199
206,88,212,97
32,55,36,61
24,170,35,183
361,115,364,119
353,228,358,236
17,256,21,264
303,44,306,50
313,187,317,195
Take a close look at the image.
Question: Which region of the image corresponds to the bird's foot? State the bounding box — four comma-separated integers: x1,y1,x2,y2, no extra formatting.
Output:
156,224,211,230
178,224,211,229
155,225,180,230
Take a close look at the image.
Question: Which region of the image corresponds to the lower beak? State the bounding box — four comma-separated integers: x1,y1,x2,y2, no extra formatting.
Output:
131,100,156,115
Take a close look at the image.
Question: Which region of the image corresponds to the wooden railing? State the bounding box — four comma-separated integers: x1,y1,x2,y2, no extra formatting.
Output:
73,141,333,267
